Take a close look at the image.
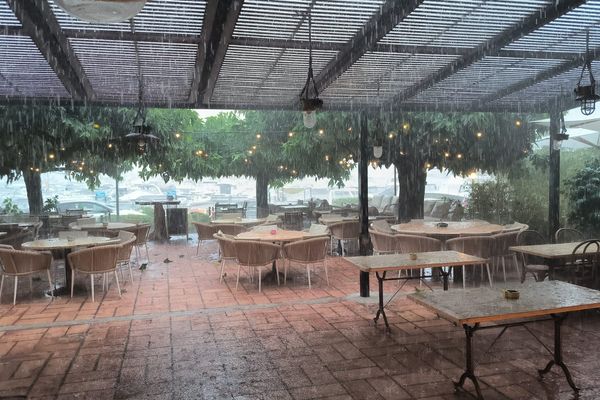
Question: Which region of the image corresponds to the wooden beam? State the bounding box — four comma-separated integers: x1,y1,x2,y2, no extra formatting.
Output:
393,0,584,105
312,0,425,94
192,0,243,105
6,0,95,101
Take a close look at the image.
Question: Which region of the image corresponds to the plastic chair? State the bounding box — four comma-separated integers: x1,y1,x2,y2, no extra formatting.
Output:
0,245,53,305
516,230,550,283
68,244,120,302
446,236,494,288
555,228,584,244
192,222,216,255
282,237,329,288
213,233,238,283
234,240,281,292
328,221,360,256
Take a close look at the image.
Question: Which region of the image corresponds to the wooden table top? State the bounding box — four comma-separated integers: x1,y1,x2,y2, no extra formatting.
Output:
211,218,265,225
509,242,586,259
344,251,485,273
409,281,600,325
22,236,119,250
236,229,307,242
135,201,180,206
280,205,309,210
71,222,135,231
391,219,504,237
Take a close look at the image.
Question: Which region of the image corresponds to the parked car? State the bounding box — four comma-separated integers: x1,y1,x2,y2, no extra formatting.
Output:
57,201,113,220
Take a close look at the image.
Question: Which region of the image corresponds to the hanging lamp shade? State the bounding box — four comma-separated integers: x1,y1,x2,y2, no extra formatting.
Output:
54,0,147,23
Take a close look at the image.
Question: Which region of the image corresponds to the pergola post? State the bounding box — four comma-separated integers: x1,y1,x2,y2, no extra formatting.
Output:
548,106,561,242
359,112,370,297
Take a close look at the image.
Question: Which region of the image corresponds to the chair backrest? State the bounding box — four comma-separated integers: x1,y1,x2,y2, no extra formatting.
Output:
133,224,151,245
502,221,529,232
67,245,119,273
394,234,442,253
516,229,548,266
445,236,494,259
0,247,52,275
572,239,600,270
77,217,96,225
491,231,519,255
117,231,136,261
193,222,216,240
369,229,400,254
307,224,329,236
370,219,393,234
555,228,584,244
58,230,88,239
213,223,247,236
328,221,360,240
283,237,328,263
251,224,278,232
234,240,281,267
213,233,237,259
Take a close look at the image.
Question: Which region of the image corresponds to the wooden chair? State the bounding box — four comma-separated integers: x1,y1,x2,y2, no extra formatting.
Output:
328,221,360,256
234,240,281,292
213,233,238,283
282,237,329,288
0,245,53,305
192,222,216,255
446,236,494,288
570,239,600,286
68,245,120,302
516,230,550,283
555,228,584,244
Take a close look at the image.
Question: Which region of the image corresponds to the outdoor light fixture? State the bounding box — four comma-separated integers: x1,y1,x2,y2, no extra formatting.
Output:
55,0,147,23
373,145,383,159
123,19,159,154
575,30,600,116
553,111,570,151
299,10,323,128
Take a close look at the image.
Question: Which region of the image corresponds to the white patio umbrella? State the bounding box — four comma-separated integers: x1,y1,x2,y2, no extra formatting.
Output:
533,107,600,149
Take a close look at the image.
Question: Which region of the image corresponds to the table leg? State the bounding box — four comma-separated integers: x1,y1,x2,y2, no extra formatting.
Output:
538,314,579,393
373,271,389,331
454,324,483,399
440,268,450,291
47,248,78,297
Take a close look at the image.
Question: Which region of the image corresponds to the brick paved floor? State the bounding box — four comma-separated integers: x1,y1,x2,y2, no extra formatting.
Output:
1,236,599,399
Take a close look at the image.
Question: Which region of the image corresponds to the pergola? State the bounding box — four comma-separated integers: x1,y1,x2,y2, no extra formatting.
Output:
1,0,597,294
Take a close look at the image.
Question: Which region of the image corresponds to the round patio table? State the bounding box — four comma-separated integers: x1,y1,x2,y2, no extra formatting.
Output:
391,220,504,239
70,222,135,231
211,218,265,226
22,236,120,296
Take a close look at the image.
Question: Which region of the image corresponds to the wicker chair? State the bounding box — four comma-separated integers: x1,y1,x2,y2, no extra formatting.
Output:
369,229,400,255
370,219,394,234
555,228,584,244
516,230,550,283
394,234,442,280
116,231,136,285
491,231,520,282
192,222,217,255
282,237,329,288
0,245,53,305
213,223,248,236
68,244,120,302
234,240,281,292
305,223,329,238
213,233,238,283
132,224,151,266
328,220,360,256
445,236,494,288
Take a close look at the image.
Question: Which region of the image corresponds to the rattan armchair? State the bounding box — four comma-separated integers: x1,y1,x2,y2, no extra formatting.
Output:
117,231,136,285
213,232,238,283
328,220,360,256
213,223,248,236
234,240,281,292
369,229,400,255
192,222,217,255
68,244,120,302
282,237,329,288
0,245,53,305
445,236,494,288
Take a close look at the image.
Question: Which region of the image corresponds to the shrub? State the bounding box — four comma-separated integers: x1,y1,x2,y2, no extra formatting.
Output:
566,158,600,236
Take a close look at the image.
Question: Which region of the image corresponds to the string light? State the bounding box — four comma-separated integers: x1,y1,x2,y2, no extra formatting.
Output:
256,133,261,139
175,132,182,139
476,131,483,138
288,131,294,137
252,145,257,150
48,153,55,160
93,123,100,129
347,127,352,132
318,129,324,135
444,152,450,158
388,132,395,139
457,153,463,159
34,168,40,172
107,143,113,149
425,163,432,169
195,150,204,156
248,149,253,155
402,123,410,131
325,155,330,161
515,119,522,127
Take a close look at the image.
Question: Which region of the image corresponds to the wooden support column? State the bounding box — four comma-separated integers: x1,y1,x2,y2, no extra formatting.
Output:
549,106,561,242
359,112,370,297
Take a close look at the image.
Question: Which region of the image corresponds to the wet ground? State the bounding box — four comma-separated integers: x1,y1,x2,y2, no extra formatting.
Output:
0,236,599,399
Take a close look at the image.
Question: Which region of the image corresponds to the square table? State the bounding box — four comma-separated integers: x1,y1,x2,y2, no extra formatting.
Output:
409,281,600,398
509,241,589,280
344,251,485,331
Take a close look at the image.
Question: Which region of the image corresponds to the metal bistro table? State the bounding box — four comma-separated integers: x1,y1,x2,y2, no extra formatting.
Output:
22,236,120,296
344,251,485,331
409,281,600,399
509,241,588,280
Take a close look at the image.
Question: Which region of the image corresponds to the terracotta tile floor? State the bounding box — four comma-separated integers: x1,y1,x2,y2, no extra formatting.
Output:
1,236,600,399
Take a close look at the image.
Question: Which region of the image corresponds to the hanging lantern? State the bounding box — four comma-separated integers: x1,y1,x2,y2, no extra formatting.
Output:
299,10,323,128
575,31,600,116
55,0,147,23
